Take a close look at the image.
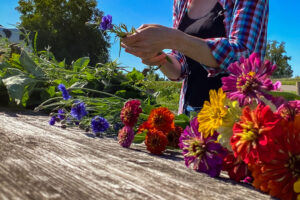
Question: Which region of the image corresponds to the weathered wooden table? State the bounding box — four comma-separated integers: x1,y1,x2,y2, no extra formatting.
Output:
0,108,272,200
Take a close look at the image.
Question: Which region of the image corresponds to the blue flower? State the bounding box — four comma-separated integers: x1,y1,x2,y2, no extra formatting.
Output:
49,116,56,126
100,15,113,31
57,109,65,120
91,116,109,133
58,84,71,100
70,102,88,121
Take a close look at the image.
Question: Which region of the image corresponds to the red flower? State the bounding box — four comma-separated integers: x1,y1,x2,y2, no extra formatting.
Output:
148,107,174,133
120,99,142,127
222,152,250,182
137,121,152,134
166,126,183,148
249,115,300,200
145,129,168,155
231,104,282,164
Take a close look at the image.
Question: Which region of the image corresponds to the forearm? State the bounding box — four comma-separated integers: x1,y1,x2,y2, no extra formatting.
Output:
168,30,219,68
159,55,182,80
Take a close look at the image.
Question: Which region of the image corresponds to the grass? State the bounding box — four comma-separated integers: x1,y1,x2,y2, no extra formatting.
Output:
272,77,300,85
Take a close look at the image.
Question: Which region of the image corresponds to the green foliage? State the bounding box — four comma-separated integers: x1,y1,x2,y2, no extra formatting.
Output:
266,40,293,78
16,0,110,65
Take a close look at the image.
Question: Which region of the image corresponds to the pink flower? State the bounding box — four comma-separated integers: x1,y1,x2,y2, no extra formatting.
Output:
222,53,281,107
120,99,142,127
118,126,135,148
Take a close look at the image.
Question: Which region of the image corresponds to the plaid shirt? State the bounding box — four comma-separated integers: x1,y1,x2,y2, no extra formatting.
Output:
169,0,269,114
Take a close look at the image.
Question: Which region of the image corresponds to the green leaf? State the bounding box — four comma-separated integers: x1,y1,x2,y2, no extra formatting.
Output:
174,114,190,129
2,75,37,105
126,68,144,82
19,51,45,78
69,81,88,89
133,132,146,144
73,57,90,72
58,60,65,68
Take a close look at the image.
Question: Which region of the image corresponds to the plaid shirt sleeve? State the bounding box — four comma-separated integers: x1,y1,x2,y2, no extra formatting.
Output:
204,0,269,75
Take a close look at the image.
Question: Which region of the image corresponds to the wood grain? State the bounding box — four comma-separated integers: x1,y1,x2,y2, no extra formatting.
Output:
0,108,272,200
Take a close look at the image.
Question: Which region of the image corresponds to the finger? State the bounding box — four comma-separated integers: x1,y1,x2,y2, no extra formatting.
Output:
142,56,167,66
137,24,150,31
121,33,141,46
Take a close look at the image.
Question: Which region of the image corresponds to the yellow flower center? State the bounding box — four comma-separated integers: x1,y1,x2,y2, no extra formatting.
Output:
186,139,205,158
236,71,260,94
240,122,259,142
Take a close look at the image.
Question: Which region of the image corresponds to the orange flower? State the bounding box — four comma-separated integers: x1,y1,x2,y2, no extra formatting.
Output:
166,126,183,148
148,107,174,133
137,121,152,134
145,129,168,155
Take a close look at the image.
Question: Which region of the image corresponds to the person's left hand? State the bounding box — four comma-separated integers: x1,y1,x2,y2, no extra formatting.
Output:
121,24,176,57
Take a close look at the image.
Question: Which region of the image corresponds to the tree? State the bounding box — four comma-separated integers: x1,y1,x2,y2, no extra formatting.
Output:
265,40,293,78
16,0,110,65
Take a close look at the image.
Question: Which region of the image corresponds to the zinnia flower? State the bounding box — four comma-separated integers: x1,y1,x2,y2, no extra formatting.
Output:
120,99,142,127
91,116,109,134
70,102,88,121
49,116,56,126
277,100,300,122
100,15,113,31
137,121,152,134
250,115,300,200
179,117,226,177
145,129,168,155
148,107,174,133
197,88,228,138
217,100,242,150
118,126,135,148
222,152,250,182
58,84,71,100
222,53,281,106
231,103,282,164
166,126,183,148
294,179,300,200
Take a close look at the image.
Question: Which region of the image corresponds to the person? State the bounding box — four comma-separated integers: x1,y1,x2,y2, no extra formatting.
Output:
121,0,269,115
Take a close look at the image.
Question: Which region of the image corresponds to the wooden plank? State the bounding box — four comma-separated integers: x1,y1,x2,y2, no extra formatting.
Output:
0,109,272,200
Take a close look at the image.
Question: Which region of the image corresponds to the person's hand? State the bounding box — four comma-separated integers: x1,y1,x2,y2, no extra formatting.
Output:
121,24,177,56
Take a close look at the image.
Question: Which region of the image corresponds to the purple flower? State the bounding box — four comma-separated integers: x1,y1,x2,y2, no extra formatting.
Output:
57,109,65,120
49,116,56,126
58,84,71,100
118,126,135,148
179,117,226,177
222,53,281,107
91,116,109,133
70,102,88,121
100,15,113,31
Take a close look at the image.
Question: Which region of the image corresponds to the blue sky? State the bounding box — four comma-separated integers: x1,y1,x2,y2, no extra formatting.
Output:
1,0,300,76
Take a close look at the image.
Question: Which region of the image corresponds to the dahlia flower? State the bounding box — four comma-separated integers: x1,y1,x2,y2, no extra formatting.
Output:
120,99,142,127
58,84,71,100
197,88,228,138
250,115,300,200
145,129,168,155
217,100,242,150
166,126,183,148
118,126,135,148
222,53,281,107
91,116,109,134
70,102,88,121
231,103,282,164
222,152,250,182
148,107,174,133
179,117,226,177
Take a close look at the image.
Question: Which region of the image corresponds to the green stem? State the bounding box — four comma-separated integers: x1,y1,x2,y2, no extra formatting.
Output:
70,87,126,101
34,97,63,112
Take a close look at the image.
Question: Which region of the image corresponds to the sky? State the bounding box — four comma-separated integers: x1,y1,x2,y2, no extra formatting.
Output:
0,0,300,76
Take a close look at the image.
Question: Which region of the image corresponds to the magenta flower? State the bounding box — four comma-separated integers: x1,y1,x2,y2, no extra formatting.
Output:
222,53,281,106
277,100,300,121
179,117,226,177
118,126,135,148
